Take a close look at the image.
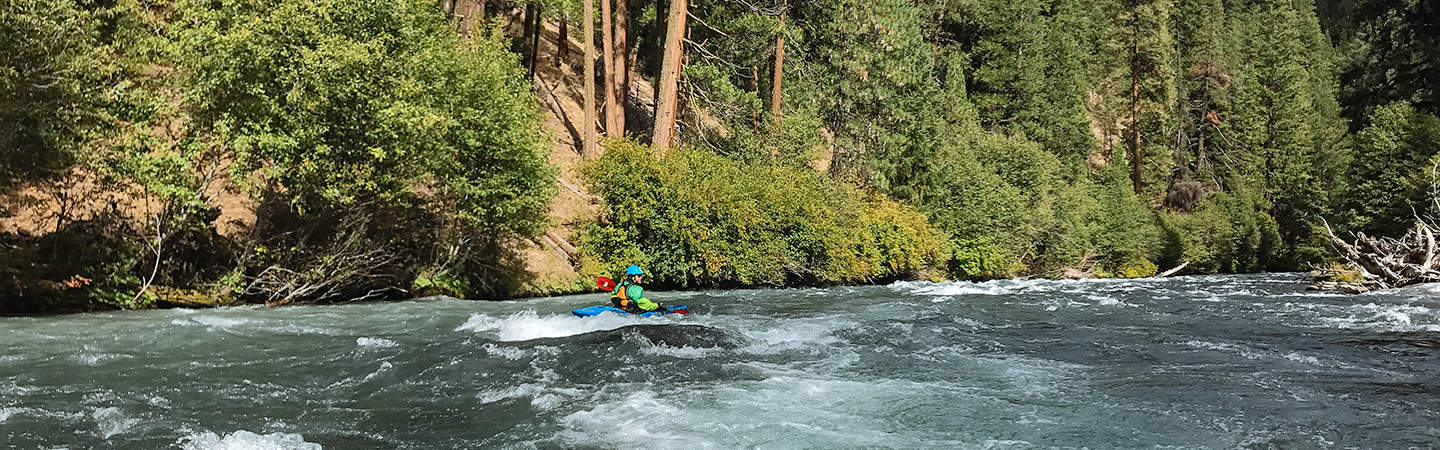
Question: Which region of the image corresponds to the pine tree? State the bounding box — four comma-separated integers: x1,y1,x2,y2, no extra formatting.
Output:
651,0,688,151
584,0,598,157
601,0,619,135
1224,0,1338,264
1108,0,1177,197
1170,0,1229,187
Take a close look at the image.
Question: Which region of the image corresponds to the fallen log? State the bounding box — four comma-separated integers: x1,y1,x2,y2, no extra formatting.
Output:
1318,219,1440,291
1157,261,1190,277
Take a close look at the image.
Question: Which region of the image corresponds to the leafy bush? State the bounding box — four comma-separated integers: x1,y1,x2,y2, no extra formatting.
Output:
1159,189,1281,273
0,0,112,189
580,142,945,287
1032,166,1161,277
177,0,555,300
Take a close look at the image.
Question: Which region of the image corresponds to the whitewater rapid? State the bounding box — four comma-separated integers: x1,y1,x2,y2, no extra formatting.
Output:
1,274,1437,448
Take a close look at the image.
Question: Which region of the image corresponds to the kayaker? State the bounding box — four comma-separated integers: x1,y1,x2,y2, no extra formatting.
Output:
610,265,660,313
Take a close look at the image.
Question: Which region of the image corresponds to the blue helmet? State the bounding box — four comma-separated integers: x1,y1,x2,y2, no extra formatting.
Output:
625,264,645,276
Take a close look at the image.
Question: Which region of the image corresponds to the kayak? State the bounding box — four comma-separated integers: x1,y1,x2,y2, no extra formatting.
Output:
571,304,689,317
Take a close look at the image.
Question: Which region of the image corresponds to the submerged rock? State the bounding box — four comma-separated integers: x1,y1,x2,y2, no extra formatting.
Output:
573,324,743,349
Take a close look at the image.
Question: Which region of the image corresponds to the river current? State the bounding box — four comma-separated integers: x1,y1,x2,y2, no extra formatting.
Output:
1,274,1437,448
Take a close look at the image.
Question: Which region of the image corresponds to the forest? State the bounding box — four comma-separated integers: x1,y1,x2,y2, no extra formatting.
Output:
1,0,1437,312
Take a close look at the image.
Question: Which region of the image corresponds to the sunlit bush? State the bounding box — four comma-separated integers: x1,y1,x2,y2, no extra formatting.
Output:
580,142,946,287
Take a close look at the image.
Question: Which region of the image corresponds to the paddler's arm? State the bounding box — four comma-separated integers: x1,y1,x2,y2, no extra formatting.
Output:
629,285,659,311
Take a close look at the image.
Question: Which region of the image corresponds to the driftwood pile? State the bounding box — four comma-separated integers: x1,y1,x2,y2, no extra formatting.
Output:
1318,220,1440,293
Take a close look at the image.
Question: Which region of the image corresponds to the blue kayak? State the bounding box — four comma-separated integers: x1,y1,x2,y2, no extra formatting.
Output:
571,304,689,317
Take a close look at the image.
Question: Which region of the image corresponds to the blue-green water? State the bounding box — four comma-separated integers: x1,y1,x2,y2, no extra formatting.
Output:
2,274,1437,448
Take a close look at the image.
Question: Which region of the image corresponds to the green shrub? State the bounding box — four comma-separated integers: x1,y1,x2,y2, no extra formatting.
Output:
1159,189,1282,273
1033,166,1161,276
177,0,555,301
580,142,945,287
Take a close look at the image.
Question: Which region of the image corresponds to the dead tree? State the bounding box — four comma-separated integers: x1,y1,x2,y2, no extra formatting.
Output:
1321,220,1440,291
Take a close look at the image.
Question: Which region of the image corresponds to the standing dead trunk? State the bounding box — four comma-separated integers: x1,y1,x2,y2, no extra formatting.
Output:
522,3,537,69
600,0,619,136
583,0,598,158
557,14,569,65
528,3,543,79
771,5,785,119
651,0,688,152
614,0,630,137
1129,29,1144,196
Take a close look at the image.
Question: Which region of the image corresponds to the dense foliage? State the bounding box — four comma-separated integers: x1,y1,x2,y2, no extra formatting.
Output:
650,0,1436,281
4,0,1439,312
2,0,552,312
581,141,945,286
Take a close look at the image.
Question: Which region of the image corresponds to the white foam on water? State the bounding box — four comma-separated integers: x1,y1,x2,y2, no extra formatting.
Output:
171,315,253,330
475,382,583,411
558,377,971,449
1087,295,1136,307
1312,302,1439,332
1183,340,1356,370
905,281,1015,296
477,383,545,404
480,343,531,360
639,344,725,359
735,317,848,354
355,337,397,349
178,430,322,450
1282,352,1323,366
0,407,23,423
91,407,140,439
980,439,1036,449
455,310,652,341
1183,340,1265,360
360,361,393,382
72,352,133,366
951,316,989,330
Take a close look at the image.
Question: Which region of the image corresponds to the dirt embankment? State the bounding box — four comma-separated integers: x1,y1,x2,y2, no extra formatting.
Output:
504,10,657,294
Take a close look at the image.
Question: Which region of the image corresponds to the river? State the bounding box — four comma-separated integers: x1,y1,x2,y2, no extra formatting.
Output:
1,274,1437,448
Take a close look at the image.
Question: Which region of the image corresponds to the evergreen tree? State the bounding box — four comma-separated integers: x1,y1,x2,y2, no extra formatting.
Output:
1223,0,1341,265
1342,103,1440,237
959,0,1101,159
1107,0,1177,197
1169,0,1229,190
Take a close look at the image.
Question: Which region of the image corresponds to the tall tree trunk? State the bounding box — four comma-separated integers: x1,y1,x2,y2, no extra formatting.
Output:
771,5,785,118
583,0,598,158
477,0,484,21
1129,26,1144,196
653,0,666,107
528,3,543,79
456,0,477,37
601,0,619,136
614,0,630,136
651,0,687,152
522,3,536,69
557,14,569,65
